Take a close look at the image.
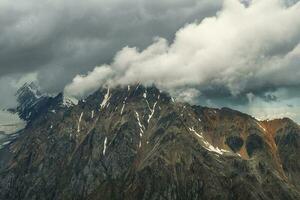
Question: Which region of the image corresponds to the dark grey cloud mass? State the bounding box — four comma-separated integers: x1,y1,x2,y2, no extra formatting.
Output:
0,0,221,95
1,0,300,123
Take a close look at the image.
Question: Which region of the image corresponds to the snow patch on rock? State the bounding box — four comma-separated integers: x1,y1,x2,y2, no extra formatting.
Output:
103,137,108,155
100,88,111,109
63,96,78,107
77,112,83,133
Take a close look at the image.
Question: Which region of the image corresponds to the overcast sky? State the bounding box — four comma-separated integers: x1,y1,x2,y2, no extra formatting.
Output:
1,0,300,123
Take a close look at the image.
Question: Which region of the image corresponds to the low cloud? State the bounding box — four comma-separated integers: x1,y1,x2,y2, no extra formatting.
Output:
65,0,300,103
65,66,114,97
2,0,300,122
0,0,221,92
0,0,222,107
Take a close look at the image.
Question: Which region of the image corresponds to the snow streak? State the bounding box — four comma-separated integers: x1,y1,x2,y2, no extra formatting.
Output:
77,112,83,133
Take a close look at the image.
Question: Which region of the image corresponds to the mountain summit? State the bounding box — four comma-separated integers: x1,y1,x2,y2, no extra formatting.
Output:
0,84,299,200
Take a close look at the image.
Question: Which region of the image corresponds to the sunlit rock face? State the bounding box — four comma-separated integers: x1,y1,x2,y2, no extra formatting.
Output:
0,84,299,200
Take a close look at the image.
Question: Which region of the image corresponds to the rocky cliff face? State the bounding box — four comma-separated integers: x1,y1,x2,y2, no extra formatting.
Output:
262,118,300,191
0,84,299,200
11,82,78,122
13,82,48,121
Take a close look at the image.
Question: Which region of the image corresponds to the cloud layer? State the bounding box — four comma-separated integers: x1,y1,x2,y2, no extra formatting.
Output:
0,0,221,93
64,0,300,122
65,0,300,99
1,0,300,122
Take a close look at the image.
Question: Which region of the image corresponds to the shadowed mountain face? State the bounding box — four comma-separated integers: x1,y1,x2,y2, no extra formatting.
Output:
0,84,299,200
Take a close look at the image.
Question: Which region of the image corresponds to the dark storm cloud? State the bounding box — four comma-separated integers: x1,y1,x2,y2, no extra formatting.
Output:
1,0,300,123
63,0,300,122
0,0,222,93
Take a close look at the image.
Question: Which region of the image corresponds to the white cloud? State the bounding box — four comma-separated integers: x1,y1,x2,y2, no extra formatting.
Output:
246,92,255,103
65,0,300,102
0,0,222,105
65,66,113,97
171,88,201,104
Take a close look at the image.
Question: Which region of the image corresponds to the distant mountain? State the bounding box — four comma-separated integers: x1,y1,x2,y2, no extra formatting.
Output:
0,82,77,151
0,84,299,200
10,82,78,122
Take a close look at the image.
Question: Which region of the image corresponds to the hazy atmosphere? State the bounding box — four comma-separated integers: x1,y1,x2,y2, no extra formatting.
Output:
1,0,300,122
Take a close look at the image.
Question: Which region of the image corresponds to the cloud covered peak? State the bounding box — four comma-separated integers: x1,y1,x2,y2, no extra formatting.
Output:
65,0,300,102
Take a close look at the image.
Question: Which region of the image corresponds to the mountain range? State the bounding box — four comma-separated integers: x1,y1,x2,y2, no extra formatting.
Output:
0,83,299,200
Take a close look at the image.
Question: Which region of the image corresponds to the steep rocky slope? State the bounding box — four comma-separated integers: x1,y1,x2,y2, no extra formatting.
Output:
262,119,300,190
0,84,299,200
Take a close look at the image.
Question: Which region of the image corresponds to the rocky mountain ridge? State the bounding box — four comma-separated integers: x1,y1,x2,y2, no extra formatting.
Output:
0,84,299,200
